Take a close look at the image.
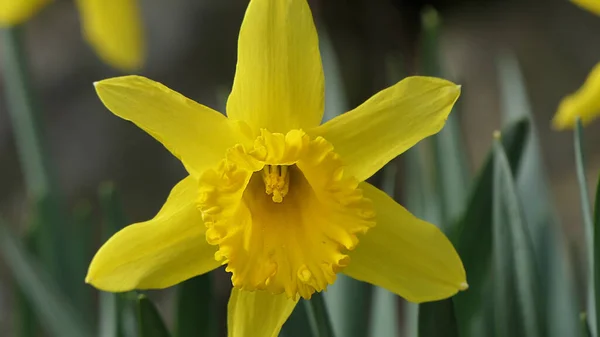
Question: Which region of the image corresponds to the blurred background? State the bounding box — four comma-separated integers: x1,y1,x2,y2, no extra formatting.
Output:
1,0,600,336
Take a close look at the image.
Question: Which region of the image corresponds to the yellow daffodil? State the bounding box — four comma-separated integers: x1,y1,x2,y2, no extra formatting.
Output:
572,0,600,15
553,0,600,129
86,0,467,335
0,0,143,70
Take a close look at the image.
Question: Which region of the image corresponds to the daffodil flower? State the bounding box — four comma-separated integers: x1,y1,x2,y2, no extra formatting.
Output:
86,0,467,335
553,0,600,129
0,0,143,70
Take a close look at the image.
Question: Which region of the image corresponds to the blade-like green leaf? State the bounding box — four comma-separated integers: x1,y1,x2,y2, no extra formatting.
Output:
576,118,597,336
451,119,530,334
98,183,133,337
0,222,93,337
493,139,544,337
594,173,600,335
497,52,579,337
584,313,593,337
175,274,216,337
71,201,94,326
137,294,171,337
305,292,336,337
418,300,458,337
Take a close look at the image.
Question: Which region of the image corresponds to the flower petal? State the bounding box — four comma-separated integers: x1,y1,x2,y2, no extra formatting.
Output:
343,182,467,303
310,76,460,182
86,176,220,292
226,0,324,133
76,0,144,70
553,62,600,129
95,75,242,177
227,288,298,337
0,0,49,25
572,0,600,15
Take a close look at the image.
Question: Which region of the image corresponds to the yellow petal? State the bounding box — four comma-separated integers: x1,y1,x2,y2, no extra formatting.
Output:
572,0,600,15
553,62,600,129
227,288,298,337
76,0,144,70
86,176,220,292
309,76,460,182
343,182,467,303
0,0,49,25
94,75,242,177
226,0,324,133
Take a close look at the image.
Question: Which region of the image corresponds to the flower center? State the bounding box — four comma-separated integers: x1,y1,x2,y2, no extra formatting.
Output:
262,165,290,203
197,129,375,299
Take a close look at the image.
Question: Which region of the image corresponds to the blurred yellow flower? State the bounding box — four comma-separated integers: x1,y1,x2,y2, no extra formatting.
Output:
553,0,600,129
573,0,600,15
0,0,143,71
553,62,600,129
86,0,467,335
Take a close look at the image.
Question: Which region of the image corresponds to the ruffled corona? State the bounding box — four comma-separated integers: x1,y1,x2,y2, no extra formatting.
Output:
197,129,375,299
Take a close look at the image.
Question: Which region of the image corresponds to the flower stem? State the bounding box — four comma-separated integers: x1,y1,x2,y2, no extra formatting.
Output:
1,26,54,199
304,292,336,337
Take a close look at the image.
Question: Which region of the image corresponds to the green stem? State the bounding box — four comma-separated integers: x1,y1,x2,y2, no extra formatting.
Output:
1,26,54,199
304,292,335,337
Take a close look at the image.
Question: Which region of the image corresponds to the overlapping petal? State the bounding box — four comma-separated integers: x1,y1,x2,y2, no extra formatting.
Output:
343,182,467,303
573,0,600,15
309,76,460,182
0,0,49,25
227,288,297,337
553,62,600,129
76,0,144,70
86,176,220,292
95,75,243,177
226,0,324,133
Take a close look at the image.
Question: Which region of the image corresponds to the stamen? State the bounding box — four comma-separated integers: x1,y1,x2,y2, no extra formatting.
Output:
262,165,290,203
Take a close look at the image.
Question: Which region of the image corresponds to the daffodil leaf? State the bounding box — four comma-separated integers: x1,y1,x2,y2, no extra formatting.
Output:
492,139,544,337
593,173,600,335
137,294,171,337
98,183,135,337
418,300,458,337
575,118,598,336
0,221,94,337
497,52,580,337
15,228,39,337
71,201,95,325
450,118,529,334
175,274,216,337
583,312,593,337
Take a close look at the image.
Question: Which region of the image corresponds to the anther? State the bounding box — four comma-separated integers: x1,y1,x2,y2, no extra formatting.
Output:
262,165,290,203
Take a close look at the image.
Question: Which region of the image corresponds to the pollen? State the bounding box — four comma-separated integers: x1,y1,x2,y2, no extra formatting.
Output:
262,165,290,203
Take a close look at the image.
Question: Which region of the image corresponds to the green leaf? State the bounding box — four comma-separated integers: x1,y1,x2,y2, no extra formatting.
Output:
98,183,135,337
70,201,95,326
0,222,94,337
418,300,458,337
175,274,216,337
497,52,579,337
137,294,171,337
576,118,597,337
305,292,336,337
492,139,544,337
15,229,38,337
450,118,529,334
584,313,593,337
594,173,600,336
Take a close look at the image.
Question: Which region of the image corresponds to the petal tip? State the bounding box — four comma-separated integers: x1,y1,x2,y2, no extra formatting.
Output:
459,282,469,291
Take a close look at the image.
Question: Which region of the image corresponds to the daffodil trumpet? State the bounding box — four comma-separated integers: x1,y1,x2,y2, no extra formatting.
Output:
86,0,467,336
